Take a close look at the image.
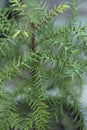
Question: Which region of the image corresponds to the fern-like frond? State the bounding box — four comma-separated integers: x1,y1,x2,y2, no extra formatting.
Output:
0,86,50,130
46,97,86,130
0,56,30,84
36,4,69,29
7,0,25,19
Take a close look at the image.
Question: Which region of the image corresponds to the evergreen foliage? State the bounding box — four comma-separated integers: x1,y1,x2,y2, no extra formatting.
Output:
0,0,87,130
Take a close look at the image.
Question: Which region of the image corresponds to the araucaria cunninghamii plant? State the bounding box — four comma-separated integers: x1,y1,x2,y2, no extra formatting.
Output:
0,0,87,130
